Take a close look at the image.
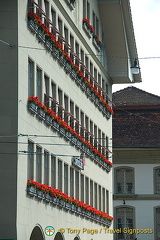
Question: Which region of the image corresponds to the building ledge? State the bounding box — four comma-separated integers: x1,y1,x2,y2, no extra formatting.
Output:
114,194,160,200
98,0,141,84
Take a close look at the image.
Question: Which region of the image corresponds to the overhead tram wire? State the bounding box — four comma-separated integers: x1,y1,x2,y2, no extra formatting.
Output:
1,39,160,59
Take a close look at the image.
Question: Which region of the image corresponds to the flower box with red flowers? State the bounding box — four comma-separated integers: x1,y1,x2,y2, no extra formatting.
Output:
45,193,52,202
52,120,60,131
65,0,76,10
37,107,46,121
93,34,102,51
83,18,94,38
28,12,41,34
27,179,114,227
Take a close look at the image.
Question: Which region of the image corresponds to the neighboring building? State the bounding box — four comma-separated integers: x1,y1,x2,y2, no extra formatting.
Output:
112,86,160,240
0,1,141,239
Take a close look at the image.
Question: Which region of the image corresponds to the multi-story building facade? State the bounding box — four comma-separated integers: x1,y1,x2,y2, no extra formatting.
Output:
0,0,141,239
113,87,160,240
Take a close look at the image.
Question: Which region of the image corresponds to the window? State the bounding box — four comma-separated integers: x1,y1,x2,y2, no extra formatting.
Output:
51,82,56,99
75,42,79,66
98,129,101,153
64,95,68,123
94,183,97,208
44,0,49,26
28,59,34,97
51,8,56,26
154,168,160,194
64,26,69,52
106,190,109,213
81,174,84,202
83,0,86,18
85,116,89,141
51,155,56,188
90,180,93,206
155,207,160,240
96,17,99,35
92,12,96,32
70,167,74,197
58,17,62,42
51,8,56,34
28,141,34,179
102,188,105,212
85,56,89,78
51,82,56,112
44,151,49,185
115,168,134,194
36,146,42,183
64,164,68,194
87,1,90,20
44,0,49,17
85,177,89,204
36,67,42,101
58,88,62,118
70,34,74,61
94,124,97,149
80,50,84,73
98,185,101,210
75,171,79,199
75,106,79,134
58,159,62,191
90,120,93,144
115,207,135,240
44,74,49,107
80,111,84,137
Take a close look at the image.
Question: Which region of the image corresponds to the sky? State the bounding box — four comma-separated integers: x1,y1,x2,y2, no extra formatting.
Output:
112,0,160,96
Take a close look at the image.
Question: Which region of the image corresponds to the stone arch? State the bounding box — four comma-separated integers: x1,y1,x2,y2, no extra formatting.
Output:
54,232,65,240
30,225,45,240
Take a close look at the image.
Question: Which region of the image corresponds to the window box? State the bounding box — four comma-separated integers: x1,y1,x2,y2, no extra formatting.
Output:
37,108,46,120
52,46,60,60
76,139,82,148
59,126,66,136
65,131,72,140
65,202,72,210
71,204,76,212
64,61,71,74
45,37,53,52
28,102,38,114
52,197,58,205
58,54,67,67
76,206,82,214
81,81,87,90
28,19,38,34
45,193,52,203
70,69,77,80
71,136,77,145
86,211,92,218
93,36,102,52
83,22,92,38
45,114,53,126
52,121,60,131
65,0,76,10
58,199,65,208
95,215,100,222
91,92,96,101
37,27,46,43
36,190,44,199
27,186,37,196
86,87,92,96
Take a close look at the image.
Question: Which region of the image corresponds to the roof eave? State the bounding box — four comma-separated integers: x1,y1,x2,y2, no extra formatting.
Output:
98,0,142,84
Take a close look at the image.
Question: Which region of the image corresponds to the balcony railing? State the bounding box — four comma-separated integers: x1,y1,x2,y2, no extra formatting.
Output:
27,0,113,119
44,94,109,158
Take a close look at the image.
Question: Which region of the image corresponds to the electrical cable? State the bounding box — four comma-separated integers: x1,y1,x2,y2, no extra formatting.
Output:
1,39,160,60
